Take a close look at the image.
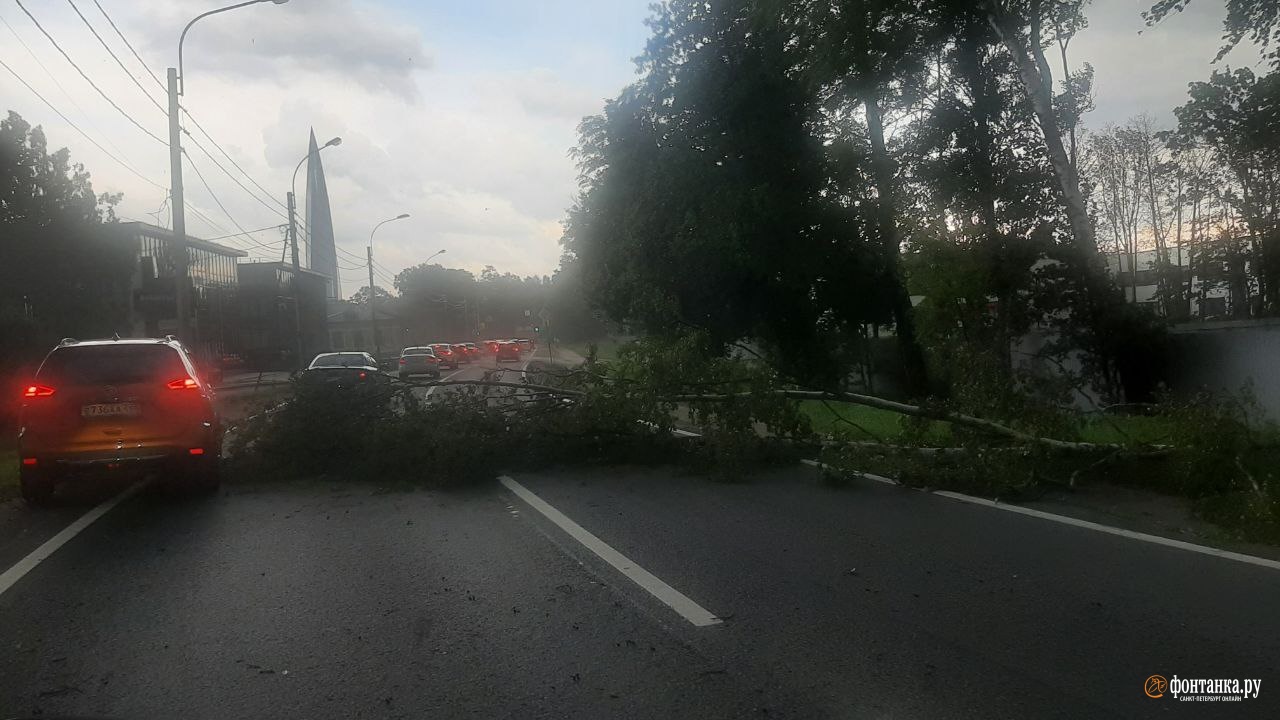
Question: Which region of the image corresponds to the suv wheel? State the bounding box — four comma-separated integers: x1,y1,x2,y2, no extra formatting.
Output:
19,466,55,506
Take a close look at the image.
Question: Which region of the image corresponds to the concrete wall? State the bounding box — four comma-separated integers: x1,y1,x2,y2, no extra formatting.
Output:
1167,319,1280,419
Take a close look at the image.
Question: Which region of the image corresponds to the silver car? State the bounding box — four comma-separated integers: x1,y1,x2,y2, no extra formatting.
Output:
398,346,442,379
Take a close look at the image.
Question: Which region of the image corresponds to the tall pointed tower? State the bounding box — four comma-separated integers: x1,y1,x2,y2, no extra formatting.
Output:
305,128,340,298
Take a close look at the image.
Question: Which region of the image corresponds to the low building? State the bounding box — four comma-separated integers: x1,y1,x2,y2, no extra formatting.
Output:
100,221,246,361
326,299,402,359
236,261,330,370
1107,248,1233,319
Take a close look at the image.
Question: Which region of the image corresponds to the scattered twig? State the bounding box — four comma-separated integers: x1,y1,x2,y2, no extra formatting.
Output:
1234,454,1266,498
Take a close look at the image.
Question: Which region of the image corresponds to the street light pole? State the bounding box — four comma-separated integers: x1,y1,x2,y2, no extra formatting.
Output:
285,137,340,367
166,67,189,342
169,0,289,346
368,214,411,359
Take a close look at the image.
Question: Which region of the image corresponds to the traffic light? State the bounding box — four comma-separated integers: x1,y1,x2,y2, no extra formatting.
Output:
534,325,541,333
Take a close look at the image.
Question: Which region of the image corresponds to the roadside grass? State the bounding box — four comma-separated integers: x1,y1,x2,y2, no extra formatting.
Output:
799,400,952,444
800,399,1175,447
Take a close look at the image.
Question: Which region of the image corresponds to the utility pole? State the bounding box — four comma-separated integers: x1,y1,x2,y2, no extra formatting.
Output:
166,67,190,342
287,190,304,367
368,246,380,358
171,0,290,346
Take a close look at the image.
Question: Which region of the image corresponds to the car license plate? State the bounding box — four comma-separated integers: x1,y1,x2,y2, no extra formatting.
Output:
81,402,140,418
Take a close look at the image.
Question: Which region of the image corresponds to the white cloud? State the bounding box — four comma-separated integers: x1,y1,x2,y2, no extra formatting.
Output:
15,0,1249,302
1074,0,1262,129
0,0,639,299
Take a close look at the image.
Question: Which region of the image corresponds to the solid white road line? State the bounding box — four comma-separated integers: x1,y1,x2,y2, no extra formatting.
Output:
499,475,723,627
0,481,146,597
931,490,1280,571
800,457,1280,571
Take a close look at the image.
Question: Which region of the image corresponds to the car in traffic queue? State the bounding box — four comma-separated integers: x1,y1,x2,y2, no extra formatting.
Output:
428,343,460,370
495,341,521,363
16,336,223,504
516,338,535,354
462,342,482,360
301,352,384,388
483,339,501,354
398,346,442,380
451,344,473,363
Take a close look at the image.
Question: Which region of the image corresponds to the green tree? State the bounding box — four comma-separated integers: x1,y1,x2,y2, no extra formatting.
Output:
1171,68,1280,314
0,110,130,379
903,7,1063,382
349,285,393,305
793,0,941,394
565,0,897,387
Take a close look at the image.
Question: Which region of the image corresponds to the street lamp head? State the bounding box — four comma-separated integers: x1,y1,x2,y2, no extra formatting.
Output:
324,137,342,148
438,249,447,254
270,0,290,5
396,213,410,220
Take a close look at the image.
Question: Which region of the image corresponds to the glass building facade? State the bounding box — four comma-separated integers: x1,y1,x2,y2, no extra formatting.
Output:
110,222,246,361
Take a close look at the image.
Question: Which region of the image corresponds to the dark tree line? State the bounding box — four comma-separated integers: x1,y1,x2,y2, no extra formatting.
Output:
1,111,132,376
561,0,1280,402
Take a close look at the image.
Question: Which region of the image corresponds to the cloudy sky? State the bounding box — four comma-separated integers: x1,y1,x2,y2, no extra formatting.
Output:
0,0,1258,298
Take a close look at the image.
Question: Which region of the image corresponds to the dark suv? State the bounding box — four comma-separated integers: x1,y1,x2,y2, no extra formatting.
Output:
17,337,223,503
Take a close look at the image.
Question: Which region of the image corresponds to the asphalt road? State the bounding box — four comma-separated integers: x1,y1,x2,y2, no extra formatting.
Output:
1,457,1278,717
405,352,532,404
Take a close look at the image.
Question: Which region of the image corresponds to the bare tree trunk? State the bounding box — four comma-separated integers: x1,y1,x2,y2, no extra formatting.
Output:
987,1,1100,265
1190,197,1202,315
1057,34,1077,169
863,91,930,396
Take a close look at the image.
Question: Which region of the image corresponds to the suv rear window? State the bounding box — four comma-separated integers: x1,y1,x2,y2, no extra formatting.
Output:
38,345,187,386
403,348,435,356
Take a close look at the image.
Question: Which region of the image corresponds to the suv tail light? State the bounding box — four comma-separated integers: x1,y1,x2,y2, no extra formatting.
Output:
22,384,56,398
399,358,407,365
167,377,199,390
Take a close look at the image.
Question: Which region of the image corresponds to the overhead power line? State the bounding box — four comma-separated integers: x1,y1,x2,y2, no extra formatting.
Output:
14,0,166,145
90,0,164,91
64,0,165,115
82,0,301,234
205,224,287,243
184,132,292,224
183,201,230,236
184,151,291,257
184,151,257,246
0,55,166,190
0,12,136,165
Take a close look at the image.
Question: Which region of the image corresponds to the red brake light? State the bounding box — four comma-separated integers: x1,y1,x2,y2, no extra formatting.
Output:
188,448,205,456
359,371,367,379
167,377,199,390
22,457,38,466
22,384,55,398
399,358,407,365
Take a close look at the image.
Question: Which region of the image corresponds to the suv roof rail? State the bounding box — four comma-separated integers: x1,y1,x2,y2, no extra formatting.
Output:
163,334,179,343
58,337,77,345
